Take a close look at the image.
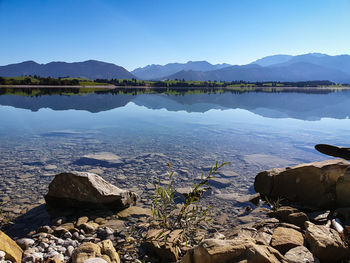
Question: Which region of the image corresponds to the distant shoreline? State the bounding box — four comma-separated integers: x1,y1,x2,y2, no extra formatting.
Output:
0,85,116,89
1,85,350,91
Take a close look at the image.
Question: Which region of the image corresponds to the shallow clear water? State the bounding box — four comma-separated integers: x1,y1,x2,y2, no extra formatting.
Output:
1,89,350,226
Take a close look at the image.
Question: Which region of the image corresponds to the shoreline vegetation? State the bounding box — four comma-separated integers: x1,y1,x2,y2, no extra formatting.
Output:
2,85,350,97
1,76,350,89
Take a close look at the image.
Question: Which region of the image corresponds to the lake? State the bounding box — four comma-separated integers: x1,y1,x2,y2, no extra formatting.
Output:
1,88,350,228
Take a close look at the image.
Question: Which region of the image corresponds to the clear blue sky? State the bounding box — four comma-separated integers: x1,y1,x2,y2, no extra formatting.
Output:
1,0,349,70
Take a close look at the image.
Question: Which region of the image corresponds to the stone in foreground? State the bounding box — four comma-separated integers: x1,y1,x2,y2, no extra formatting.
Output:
181,238,286,263
72,240,120,263
270,227,304,254
45,171,138,210
305,221,349,262
0,230,23,263
254,159,349,209
284,246,319,263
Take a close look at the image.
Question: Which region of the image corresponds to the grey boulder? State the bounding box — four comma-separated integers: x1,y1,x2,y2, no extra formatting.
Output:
45,171,138,210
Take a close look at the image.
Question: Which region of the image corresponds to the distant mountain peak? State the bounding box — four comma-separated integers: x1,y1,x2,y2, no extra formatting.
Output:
131,60,232,80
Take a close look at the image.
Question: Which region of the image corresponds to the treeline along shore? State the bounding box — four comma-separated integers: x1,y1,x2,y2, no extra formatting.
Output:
1,75,349,89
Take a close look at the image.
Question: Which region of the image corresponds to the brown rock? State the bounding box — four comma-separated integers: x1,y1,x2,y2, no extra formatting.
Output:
255,159,349,209
268,206,298,221
0,230,23,263
284,246,319,263
72,240,120,263
98,240,120,263
271,227,304,254
80,222,100,234
45,171,138,210
61,222,75,232
72,242,101,263
145,229,183,262
336,167,350,207
101,219,124,231
305,221,349,262
147,229,185,261
76,216,89,227
117,206,152,219
180,238,286,263
287,212,309,229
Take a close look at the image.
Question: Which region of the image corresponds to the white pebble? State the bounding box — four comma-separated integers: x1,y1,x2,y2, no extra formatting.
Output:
0,250,5,260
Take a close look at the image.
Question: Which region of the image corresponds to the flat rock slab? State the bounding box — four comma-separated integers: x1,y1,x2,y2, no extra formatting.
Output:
181,238,285,263
243,154,294,167
45,171,138,210
284,246,319,263
75,152,123,167
271,227,304,254
117,206,152,219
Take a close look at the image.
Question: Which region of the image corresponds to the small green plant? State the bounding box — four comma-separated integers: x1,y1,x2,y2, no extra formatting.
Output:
150,161,230,253
264,196,283,211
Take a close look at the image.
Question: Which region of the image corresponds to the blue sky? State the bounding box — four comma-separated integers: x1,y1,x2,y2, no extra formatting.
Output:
1,0,349,70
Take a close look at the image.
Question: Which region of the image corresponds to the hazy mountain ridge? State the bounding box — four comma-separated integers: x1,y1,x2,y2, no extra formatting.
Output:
165,54,350,83
131,61,231,80
0,60,135,80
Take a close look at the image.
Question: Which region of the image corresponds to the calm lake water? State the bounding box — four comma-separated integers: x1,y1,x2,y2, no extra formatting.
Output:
1,88,350,226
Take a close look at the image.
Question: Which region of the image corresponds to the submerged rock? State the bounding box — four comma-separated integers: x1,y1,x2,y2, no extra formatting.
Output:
45,172,138,210
254,159,349,209
75,152,123,167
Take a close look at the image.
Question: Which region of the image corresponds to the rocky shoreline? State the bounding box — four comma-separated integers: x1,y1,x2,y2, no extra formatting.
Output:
1,158,350,263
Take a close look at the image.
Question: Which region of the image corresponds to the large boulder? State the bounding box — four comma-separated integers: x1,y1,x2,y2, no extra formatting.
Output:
180,238,286,263
45,172,138,210
305,221,349,262
254,159,349,209
0,230,23,263
336,167,350,207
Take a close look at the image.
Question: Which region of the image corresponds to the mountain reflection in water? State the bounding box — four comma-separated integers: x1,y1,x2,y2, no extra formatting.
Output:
0,88,350,120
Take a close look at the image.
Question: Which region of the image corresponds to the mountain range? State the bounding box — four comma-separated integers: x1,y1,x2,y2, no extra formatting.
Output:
0,60,134,80
131,61,230,80
1,53,350,83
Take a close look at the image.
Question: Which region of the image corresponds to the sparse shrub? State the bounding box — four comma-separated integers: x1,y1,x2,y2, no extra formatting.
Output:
150,161,230,253
264,196,283,211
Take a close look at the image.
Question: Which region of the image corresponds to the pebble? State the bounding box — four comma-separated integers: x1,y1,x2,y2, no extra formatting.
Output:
0,250,5,260
39,242,49,249
16,238,35,250
66,245,74,257
83,258,108,263
38,225,53,234
64,231,72,239
72,232,80,239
